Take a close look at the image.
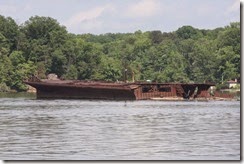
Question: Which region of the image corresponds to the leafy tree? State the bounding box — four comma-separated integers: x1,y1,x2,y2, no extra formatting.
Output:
0,14,240,91
0,15,19,50
190,39,218,83
64,64,78,80
20,16,68,69
216,22,240,77
93,55,122,81
50,49,67,77
0,33,12,87
216,46,238,82
36,62,46,79
176,26,203,40
150,30,163,44
0,51,12,85
10,61,37,91
9,51,25,66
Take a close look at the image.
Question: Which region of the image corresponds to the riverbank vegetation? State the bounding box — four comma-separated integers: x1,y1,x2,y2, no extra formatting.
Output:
0,15,240,92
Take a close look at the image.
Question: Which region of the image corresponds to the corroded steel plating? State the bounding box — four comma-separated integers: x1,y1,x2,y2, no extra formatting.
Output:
24,76,215,100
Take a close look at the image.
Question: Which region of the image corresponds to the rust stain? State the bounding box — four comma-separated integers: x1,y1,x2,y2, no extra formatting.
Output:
24,76,216,100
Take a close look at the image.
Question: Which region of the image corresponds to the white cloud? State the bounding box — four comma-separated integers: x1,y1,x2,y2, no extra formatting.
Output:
0,3,33,19
0,0,240,34
65,4,115,27
125,0,161,18
23,4,32,12
73,19,103,34
195,4,215,16
223,0,239,23
0,4,17,14
227,0,239,13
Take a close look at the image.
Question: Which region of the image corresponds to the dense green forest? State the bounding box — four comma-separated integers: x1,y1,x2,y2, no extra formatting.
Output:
0,15,240,91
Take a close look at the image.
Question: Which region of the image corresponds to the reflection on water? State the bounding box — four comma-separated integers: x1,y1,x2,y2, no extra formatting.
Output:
0,93,240,160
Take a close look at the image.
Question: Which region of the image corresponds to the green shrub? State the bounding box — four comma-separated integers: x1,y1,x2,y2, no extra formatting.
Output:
0,83,10,92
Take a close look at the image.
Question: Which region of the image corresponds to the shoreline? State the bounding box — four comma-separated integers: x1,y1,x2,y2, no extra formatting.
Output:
0,92,239,101
150,97,239,101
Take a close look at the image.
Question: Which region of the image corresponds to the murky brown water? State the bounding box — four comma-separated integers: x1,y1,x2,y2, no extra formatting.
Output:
0,93,240,160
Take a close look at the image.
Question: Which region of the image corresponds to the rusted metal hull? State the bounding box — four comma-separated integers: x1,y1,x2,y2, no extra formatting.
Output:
25,78,214,100
37,86,136,100
26,81,136,100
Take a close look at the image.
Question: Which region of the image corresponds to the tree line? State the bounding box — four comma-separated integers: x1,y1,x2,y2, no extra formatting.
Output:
0,15,240,91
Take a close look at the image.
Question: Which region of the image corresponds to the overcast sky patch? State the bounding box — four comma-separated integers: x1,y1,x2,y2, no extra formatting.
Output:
0,0,240,34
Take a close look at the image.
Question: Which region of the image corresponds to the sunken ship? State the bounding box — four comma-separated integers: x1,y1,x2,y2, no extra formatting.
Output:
24,75,214,100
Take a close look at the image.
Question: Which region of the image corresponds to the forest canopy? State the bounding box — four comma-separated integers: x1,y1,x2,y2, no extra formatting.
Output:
0,15,240,91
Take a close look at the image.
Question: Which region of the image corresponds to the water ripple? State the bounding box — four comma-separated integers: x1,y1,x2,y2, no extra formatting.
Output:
0,96,240,160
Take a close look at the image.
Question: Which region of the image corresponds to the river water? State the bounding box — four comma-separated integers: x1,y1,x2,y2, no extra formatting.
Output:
0,93,240,160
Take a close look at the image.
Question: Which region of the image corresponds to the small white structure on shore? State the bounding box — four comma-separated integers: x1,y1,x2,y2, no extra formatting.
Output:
226,79,238,88
47,73,59,80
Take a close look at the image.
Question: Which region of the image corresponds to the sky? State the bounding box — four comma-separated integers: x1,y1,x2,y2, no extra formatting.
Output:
0,0,240,34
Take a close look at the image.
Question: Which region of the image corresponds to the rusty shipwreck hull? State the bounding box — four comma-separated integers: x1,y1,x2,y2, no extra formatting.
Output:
24,77,214,100
25,81,137,100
